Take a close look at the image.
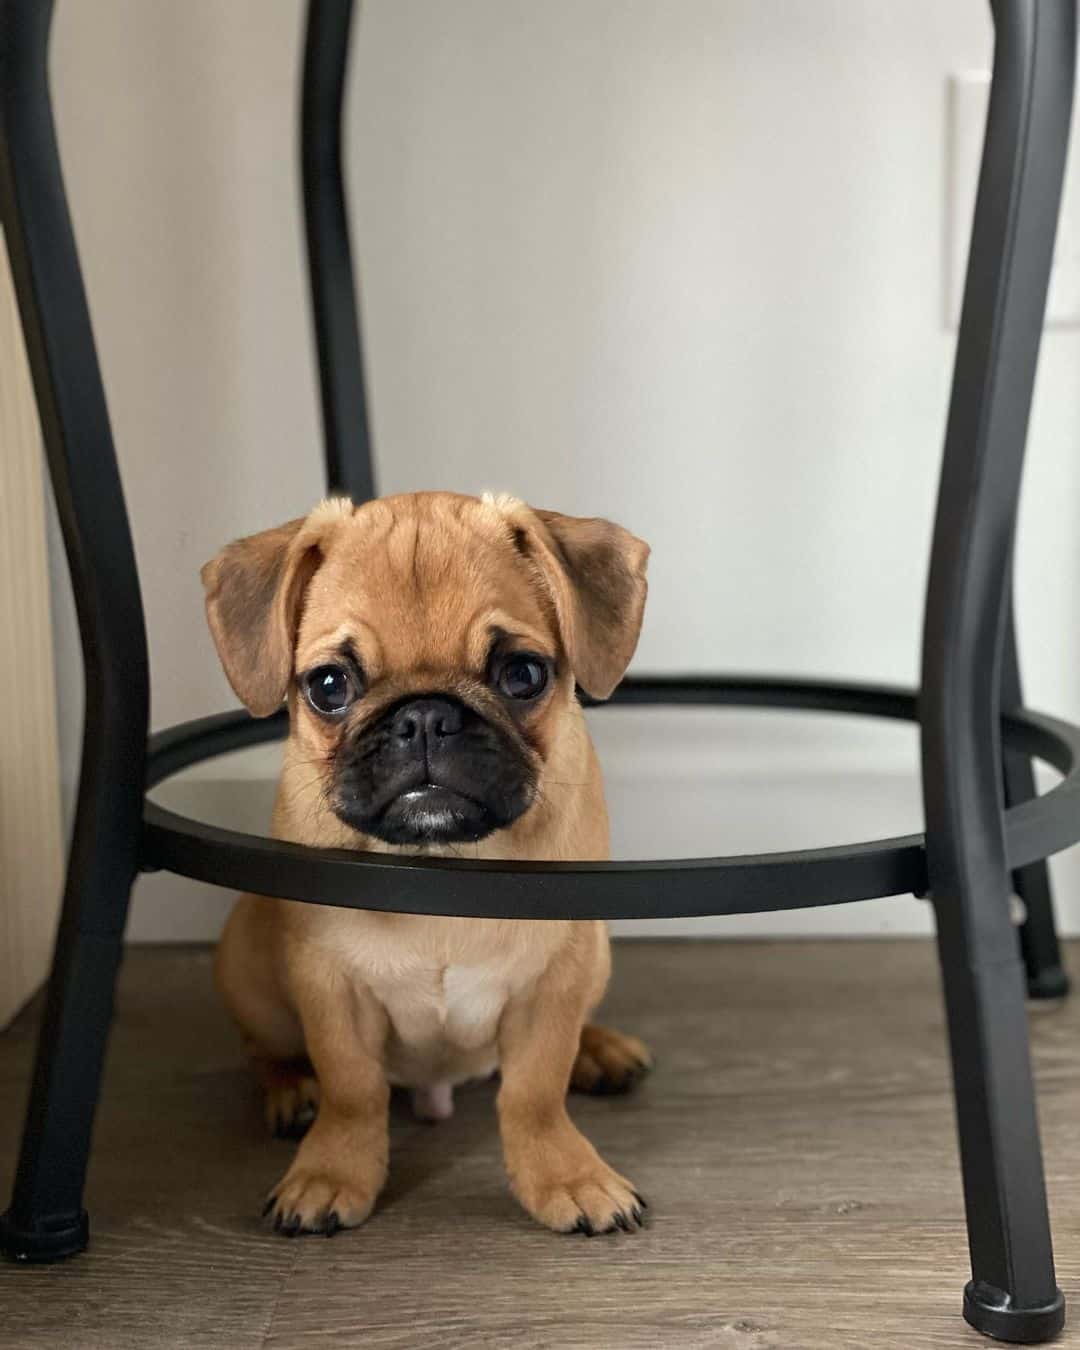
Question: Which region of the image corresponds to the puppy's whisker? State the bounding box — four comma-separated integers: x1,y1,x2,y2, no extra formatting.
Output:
288,773,331,804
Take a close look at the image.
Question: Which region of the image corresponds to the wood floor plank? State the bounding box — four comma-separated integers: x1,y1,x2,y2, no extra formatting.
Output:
1,940,1078,1349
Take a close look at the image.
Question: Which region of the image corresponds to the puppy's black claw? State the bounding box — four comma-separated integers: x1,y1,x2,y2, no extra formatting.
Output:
588,1077,632,1097
632,1206,644,1227
573,1214,594,1237
261,1196,276,1218
281,1216,302,1238
273,1116,313,1141
325,1212,341,1237
632,1191,648,1210
613,1213,631,1232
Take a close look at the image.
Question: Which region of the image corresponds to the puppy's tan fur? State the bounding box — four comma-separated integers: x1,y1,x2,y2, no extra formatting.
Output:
204,491,651,1237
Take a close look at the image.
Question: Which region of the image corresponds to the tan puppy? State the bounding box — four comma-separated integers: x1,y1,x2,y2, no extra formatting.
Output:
203,491,652,1238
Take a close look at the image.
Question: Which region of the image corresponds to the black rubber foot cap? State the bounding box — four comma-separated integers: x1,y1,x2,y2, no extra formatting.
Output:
0,1209,88,1263
964,1281,1065,1344
1026,967,1070,1001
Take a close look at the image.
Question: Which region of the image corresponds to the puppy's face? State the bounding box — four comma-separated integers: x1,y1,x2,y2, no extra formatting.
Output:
202,493,648,849
290,497,570,846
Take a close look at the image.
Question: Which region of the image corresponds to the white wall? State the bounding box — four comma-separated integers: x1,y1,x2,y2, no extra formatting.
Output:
43,1,1080,941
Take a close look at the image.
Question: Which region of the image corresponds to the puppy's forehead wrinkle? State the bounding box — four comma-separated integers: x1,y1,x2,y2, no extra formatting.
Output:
384,514,422,594
296,618,383,673
472,611,553,663
295,502,558,678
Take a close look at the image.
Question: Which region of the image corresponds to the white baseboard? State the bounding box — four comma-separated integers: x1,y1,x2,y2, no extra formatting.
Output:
126,706,1080,943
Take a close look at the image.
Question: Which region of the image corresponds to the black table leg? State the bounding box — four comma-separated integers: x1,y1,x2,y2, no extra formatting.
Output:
1001,592,1070,1000
0,0,149,1262
920,0,1072,1341
302,0,376,502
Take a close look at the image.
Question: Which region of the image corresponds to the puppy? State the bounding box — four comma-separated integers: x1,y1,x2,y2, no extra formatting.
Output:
202,491,652,1237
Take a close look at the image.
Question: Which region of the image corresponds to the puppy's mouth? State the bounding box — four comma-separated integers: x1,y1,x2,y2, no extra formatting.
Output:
335,783,499,846
378,784,496,845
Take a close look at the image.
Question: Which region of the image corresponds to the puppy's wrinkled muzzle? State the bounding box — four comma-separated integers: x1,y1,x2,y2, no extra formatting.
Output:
333,693,534,845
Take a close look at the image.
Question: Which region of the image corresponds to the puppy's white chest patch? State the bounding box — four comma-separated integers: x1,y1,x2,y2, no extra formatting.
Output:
440,964,507,1047
328,916,558,1086
378,961,509,1055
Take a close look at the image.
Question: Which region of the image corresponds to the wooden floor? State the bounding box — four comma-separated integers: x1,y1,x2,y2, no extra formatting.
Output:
2,940,1079,1350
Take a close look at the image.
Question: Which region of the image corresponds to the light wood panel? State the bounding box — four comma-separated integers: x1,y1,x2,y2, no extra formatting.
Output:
0,231,63,1028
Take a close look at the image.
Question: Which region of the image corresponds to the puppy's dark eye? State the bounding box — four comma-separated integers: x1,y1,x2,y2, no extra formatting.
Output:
495,654,549,701
304,664,357,716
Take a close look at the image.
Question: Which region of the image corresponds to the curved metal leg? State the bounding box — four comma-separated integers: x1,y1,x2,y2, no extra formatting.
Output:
921,0,1073,1339
0,0,149,1261
302,0,376,502
1001,592,1070,999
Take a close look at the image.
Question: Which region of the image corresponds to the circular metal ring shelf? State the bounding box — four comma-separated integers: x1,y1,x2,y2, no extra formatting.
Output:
142,675,1080,921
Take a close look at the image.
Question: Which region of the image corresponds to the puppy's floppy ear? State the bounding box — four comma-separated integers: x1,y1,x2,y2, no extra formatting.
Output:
201,500,352,716
516,506,650,700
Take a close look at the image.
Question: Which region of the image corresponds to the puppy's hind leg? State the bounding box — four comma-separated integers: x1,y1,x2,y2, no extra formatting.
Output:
569,926,652,1096
216,897,315,1137
571,1024,653,1096
259,1055,321,1138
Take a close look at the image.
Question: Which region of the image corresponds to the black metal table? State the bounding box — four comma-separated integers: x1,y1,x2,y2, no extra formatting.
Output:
0,1,1076,1342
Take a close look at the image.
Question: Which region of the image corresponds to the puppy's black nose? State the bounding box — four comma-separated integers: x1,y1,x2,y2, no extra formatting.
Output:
391,697,464,746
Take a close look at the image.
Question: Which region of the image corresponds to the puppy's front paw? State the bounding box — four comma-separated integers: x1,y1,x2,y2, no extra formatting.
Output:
508,1130,646,1236
264,1163,379,1236
264,1121,387,1237
571,1024,653,1096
